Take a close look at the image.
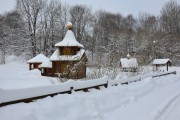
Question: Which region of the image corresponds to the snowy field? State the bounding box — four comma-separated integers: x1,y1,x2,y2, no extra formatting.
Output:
0,58,180,120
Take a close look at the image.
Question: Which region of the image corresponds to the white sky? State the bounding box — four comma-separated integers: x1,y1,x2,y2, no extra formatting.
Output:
0,0,180,16
0,0,16,15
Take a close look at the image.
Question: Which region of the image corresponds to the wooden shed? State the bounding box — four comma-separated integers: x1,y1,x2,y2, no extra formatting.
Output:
27,54,49,70
152,59,172,71
49,22,88,79
40,60,52,76
120,58,138,72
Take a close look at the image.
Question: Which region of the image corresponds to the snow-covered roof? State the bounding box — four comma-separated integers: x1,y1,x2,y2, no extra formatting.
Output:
50,49,85,61
120,58,138,68
40,61,52,68
55,30,84,48
27,54,49,63
152,59,172,65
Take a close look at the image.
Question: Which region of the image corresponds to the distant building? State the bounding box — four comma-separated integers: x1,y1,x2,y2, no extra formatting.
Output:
120,51,138,72
27,54,49,70
49,22,88,79
152,59,172,71
120,58,138,72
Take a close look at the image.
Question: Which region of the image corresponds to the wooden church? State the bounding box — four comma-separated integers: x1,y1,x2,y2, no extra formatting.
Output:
120,50,138,72
27,22,88,79
49,22,88,79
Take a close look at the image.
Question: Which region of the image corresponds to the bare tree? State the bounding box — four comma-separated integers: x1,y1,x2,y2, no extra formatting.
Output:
124,14,136,53
0,10,29,63
0,16,5,64
92,11,126,67
16,0,46,56
160,1,180,34
160,1,180,62
69,5,93,46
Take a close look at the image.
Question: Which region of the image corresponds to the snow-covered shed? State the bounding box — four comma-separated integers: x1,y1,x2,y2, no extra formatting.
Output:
152,59,172,71
40,60,52,76
27,54,49,70
49,22,88,79
120,58,138,72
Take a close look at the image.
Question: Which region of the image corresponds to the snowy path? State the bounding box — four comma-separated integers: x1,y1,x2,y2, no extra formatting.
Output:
104,75,180,120
158,94,180,120
149,93,180,120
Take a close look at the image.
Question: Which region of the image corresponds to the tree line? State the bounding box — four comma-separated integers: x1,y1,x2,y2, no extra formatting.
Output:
0,0,180,66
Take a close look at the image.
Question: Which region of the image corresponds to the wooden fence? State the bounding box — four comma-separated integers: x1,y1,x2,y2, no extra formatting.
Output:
152,71,176,78
0,71,176,107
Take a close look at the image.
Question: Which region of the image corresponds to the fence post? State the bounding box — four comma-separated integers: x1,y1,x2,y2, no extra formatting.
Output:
70,87,74,94
104,81,108,88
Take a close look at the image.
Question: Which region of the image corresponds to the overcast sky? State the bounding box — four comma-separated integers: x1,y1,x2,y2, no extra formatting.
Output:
0,0,180,16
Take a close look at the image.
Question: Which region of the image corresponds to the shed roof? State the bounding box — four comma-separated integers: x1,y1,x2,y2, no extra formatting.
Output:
55,30,84,48
50,49,85,61
152,59,172,65
120,58,138,68
27,54,49,63
40,60,52,68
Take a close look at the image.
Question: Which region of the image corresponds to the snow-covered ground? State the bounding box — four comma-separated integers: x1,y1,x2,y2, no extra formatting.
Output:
0,62,54,89
0,59,180,120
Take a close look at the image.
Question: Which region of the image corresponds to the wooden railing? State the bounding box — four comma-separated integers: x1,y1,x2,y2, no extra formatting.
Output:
152,71,176,78
0,77,108,107
0,71,176,107
109,71,177,86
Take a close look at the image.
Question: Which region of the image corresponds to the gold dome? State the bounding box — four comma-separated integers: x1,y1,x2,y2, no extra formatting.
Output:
66,22,73,30
127,49,130,59
127,53,130,59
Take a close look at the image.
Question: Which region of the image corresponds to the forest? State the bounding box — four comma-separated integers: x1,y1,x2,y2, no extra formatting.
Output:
0,0,180,66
